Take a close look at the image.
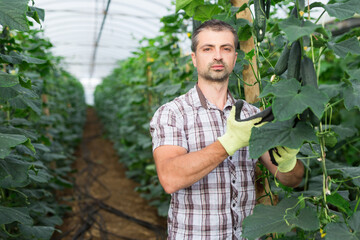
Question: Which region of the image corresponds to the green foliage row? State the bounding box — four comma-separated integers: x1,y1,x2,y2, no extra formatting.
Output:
0,1,86,239
95,0,360,238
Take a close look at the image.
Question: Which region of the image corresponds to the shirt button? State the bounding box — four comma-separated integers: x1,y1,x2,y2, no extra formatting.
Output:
232,179,235,184
229,156,232,160
234,227,237,231
232,203,236,207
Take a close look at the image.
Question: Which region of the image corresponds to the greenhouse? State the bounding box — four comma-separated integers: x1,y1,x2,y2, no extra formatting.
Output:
0,0,359,239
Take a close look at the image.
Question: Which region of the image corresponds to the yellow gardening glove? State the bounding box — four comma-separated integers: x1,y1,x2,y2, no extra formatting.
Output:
269,147,300,173
218,100,273,156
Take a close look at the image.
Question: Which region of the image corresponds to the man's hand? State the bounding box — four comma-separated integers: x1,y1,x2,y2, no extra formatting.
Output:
218,100,273,156
269,147,300,173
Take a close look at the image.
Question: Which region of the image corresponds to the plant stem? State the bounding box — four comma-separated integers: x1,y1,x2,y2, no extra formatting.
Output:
304,158,310,191
324,99,344,111
354,197,360,212
315,10,326,24
319,123,330,218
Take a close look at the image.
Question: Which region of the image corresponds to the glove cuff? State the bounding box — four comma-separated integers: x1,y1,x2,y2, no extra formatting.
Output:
218,133,244,156
277,156,297,173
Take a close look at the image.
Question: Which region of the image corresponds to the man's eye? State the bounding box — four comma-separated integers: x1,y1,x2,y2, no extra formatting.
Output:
224,48,231,51
203,48,211,52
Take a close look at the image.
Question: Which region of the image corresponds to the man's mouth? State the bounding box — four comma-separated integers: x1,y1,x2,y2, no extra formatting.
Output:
211,64,224,70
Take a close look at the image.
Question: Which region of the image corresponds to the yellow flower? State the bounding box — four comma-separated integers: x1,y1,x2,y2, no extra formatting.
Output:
320,228,326,238
300,11,304,17
187,32,191,38
304,46,308,51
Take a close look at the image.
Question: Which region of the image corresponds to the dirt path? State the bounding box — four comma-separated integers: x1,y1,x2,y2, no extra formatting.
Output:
53,108,167,240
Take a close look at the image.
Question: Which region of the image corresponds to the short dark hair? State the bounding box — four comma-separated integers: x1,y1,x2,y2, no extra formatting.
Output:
191,19,239,52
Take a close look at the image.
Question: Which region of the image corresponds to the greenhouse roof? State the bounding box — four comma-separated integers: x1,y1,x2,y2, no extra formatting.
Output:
34,0,174,102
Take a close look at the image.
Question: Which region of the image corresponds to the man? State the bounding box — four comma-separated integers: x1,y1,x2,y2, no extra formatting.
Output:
150,19,304,239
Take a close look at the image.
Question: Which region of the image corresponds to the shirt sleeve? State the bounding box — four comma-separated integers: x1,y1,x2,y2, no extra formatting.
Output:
149,104,188,152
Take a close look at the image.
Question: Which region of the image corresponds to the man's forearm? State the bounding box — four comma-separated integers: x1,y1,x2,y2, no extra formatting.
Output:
154,141,228,194
260,152,304,188
275,160,304,187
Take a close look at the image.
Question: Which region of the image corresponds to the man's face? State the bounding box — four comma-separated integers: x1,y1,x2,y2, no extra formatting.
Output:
191,29,237,83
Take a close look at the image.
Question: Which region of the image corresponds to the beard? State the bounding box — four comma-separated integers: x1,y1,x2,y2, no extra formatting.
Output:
197,60,231,83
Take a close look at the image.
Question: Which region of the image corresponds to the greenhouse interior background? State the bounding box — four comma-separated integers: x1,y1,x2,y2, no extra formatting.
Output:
0,0,359,239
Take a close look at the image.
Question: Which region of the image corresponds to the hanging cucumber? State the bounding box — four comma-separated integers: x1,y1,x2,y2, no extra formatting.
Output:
265,0,271,19
274,41,291,76
300,56,318,88
287,40,301,81
254,0,266,42
300,55,320,126
290,5,298,18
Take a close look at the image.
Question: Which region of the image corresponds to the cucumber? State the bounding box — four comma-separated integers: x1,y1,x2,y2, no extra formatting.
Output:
265,0,271,19
300,56,320,126
274,41,290,76
300,56,318,88
290,6,298,18
287,40,301,81
254,0,266,42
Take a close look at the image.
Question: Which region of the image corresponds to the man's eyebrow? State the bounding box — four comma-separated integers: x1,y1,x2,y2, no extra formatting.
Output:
199,43,235,48
221,43,235,48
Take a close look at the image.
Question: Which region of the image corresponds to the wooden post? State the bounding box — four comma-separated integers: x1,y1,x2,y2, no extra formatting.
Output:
231,0,276,206
231,0,260,104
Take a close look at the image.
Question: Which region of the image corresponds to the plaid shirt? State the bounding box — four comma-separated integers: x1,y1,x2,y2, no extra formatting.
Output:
150,84,260,239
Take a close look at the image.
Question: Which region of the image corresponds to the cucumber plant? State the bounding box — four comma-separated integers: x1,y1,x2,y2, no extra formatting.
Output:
176,0,360,239
0,1,86,239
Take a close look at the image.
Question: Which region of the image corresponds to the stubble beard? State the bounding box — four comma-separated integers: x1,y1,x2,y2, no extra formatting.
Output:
198,61,231,83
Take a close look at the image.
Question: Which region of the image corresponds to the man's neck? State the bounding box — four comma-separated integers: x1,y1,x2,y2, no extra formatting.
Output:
198,79,229,110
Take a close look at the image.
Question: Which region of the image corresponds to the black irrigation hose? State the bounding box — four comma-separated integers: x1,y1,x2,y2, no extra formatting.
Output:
56,112,166,240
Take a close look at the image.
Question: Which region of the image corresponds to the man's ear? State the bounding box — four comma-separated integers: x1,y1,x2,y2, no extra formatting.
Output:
233,51,238,67
191,52,197,67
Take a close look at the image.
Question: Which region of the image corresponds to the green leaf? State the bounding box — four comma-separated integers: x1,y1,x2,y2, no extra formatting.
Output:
342,79,360,110
19,225,55,240
325,212,360,240
331,125,357,142
0,206,32,225
347,68,360,81
0,157,31,188
29,169,52,183
278,16,319,43
193,4,222,22
0,71,19,87
0,133,27,159
236,3,248,13
164,83,182,96
327,37,360,58
176,0,195,12
183,0,204,16
324,0,360,21
327,192,353,216
0,84,38,101
236,19,252,41
0,0,29,31
9,95,42,115
249,120,317,159
260,79,329,121
242,197,319,240
24,139,35,153
26,6,45,23
0,51,47,64
327,161,360,187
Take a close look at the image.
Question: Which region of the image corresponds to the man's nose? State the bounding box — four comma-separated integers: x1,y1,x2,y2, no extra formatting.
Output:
213,49,223,61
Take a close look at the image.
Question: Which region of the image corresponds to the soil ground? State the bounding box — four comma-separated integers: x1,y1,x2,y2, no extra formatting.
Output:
52,107,167,240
